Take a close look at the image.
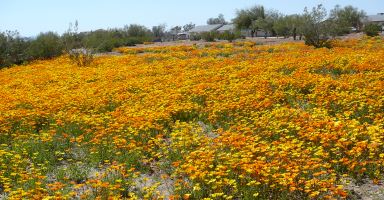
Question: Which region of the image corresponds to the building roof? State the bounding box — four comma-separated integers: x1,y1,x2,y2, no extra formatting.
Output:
217,24,235,32
189,24,223,33
367,13,384,22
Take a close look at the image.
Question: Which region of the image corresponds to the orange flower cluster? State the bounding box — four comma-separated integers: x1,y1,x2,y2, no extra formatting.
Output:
0,37,383,199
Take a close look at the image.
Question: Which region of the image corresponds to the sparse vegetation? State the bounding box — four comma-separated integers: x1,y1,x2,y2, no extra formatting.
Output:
201,31,217,42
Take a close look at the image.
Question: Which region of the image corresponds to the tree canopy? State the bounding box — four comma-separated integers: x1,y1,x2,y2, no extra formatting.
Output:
207,14,227,25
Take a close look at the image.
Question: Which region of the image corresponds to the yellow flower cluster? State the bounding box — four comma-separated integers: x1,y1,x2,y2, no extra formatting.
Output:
0,37,383,199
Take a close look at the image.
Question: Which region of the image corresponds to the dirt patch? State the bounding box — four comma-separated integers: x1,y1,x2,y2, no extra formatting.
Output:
342,178,384,200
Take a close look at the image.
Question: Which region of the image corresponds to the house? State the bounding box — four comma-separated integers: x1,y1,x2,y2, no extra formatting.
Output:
188,24,223,34
188,23,273,39
255,30,273,38
177,32,189,40
367,13,384,29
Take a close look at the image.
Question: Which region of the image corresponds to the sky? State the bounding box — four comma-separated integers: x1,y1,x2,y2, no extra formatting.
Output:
1,0,384,37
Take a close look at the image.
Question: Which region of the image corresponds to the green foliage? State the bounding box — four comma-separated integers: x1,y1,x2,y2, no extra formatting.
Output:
207,14,227,25
330,5,367,32
233,5,266,36
126,24,151,38
201,32,217,42
302,5,332,48
253,17,275,38
273,17,291,38
364,23,382,37
0,21,156,68
83,29,123,52
217,31,241,42
190,33,202,41
0,31,30,68
233,10,253,30
28,32,63,59
81,25,153,52
125,37,144,46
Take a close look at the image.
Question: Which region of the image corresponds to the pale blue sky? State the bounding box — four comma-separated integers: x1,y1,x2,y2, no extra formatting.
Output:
1,0,383,37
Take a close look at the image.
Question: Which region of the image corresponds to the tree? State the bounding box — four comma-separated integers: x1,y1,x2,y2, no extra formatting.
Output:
288,14,306,40
126,24,150,38
273,16,290,38
253,18,273,38
183,23,195,32
233,5,266,37
330,5,367,32
28,32,63,59
233,10,253,31
152,24,166,40
170,26,182,41
207,14,227,25
0,31,30,68
62,20,83,52
302,4,332,48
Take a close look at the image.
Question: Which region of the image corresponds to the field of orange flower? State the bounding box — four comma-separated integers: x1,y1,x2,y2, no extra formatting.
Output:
0,37,383,199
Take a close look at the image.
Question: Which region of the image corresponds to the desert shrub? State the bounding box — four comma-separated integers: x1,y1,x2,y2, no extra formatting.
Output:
364,23,382,37
125,38,140,46
217,31,241,42
83,30,125,52
190,34,202,41
0,22,156,69
80,28,151,52
28,32,63,59
69,48,94,67
201,31,217,42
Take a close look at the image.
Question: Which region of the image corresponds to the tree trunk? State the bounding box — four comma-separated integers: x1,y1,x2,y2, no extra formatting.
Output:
293,28,297,40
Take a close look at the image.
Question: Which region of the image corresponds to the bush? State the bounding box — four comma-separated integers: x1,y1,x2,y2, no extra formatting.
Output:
304,38,332,48
69,48,94,67
190,34,202,41
0,23,157,69
28,32,63,59
201,32,217,42
83,30,125,52
82,29,151,52
125,37,144,46
364,23,382,37
217,31,241,42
